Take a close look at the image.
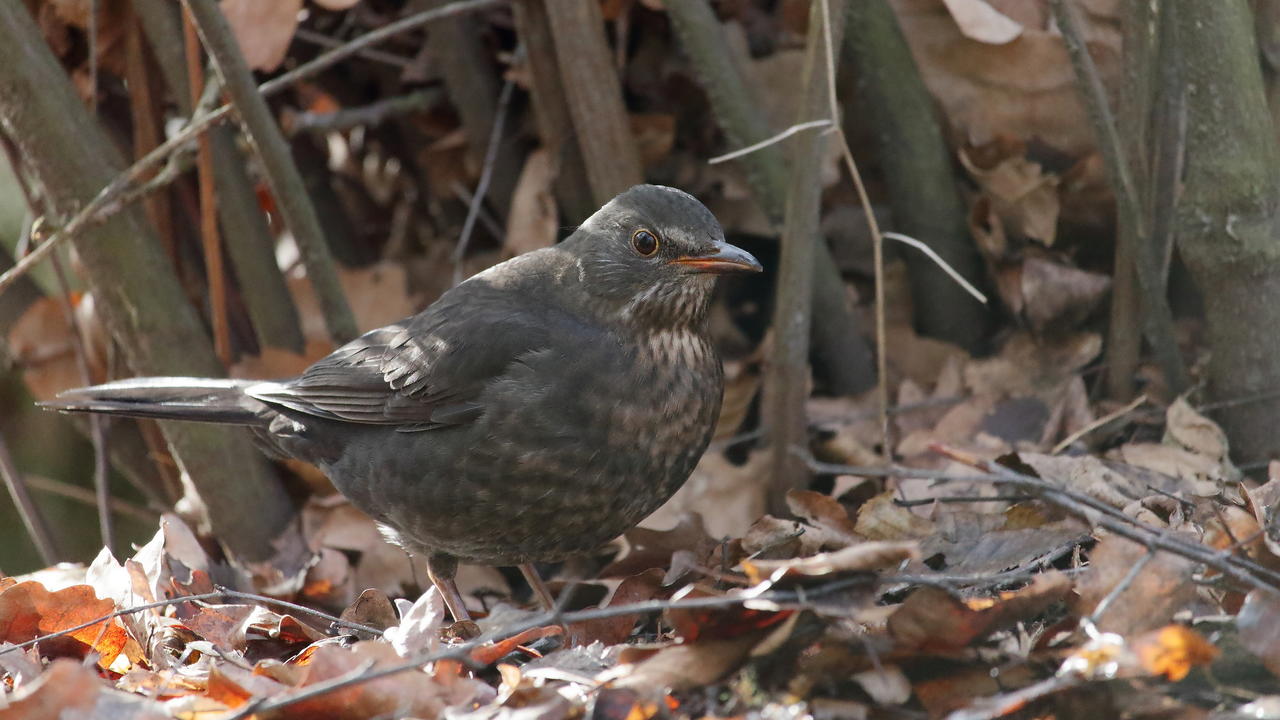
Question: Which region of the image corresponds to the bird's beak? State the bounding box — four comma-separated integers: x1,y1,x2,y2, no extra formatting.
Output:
669,241,763,274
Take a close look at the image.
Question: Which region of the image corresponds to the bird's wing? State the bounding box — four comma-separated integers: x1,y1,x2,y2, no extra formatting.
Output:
249,282,588,430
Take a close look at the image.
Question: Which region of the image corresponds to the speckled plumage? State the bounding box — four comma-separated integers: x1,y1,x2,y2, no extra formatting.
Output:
46,185,760,597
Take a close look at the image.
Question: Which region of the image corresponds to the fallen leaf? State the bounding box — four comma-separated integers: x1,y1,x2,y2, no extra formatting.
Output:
940,0,1023,44
1130,625,1218,681
743,541,919,582
1164,397,1230,462
1237,589,1280,678
277,640,493,719
854,492,937,541
611,630,769,692
1072,536,1195,635
888,571,1070,651
0,658,103,719
384,588,445,658
786,490,861,547
220,0,303,72
0,581,130,667
961,143,1060,246
891,0,1121,155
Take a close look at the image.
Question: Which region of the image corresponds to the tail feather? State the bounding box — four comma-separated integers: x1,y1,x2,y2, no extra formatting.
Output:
42,377,269,425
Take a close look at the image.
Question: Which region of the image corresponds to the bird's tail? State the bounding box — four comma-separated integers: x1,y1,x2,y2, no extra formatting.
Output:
42,377,269,425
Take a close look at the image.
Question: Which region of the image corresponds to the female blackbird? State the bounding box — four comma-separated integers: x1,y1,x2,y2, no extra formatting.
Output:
46,184,761,620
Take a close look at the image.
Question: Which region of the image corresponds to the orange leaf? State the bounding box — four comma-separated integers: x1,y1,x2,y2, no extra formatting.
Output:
1132,626,1218,681
0,581,129,668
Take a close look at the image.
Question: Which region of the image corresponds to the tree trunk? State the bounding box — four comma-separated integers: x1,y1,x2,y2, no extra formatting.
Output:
1172,0,1280,464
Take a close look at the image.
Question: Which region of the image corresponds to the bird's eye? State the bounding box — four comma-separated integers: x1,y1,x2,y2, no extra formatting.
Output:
631,229,660,257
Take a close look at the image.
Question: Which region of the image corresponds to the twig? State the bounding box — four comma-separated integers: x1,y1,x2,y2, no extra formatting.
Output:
820,0,890,457
48,251,113,553
1051,393,1147,454
0,427,60,564
706,120,832,164
667,0,874,396
928,444,1280,593
761,0,847,514
291,27,414,70
453,79,515,286
209,125,307,353
23,473,155,523
224,578,875,720
1049,0,1188,395
288,89,441,135
844,0,986,350
1087,547,1154,624
881,232,988,304
0,0,507,300
183,8,231,364
804,447,1280,593
183,0,357,345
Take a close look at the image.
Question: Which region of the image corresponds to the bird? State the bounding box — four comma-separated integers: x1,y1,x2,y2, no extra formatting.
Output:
43,184,761,622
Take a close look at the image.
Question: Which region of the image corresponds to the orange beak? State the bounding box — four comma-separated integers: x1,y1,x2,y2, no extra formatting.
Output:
669,241,762,274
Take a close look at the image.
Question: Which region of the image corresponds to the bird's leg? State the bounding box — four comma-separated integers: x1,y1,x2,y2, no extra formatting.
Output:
426,553,471,622
519,563,556,610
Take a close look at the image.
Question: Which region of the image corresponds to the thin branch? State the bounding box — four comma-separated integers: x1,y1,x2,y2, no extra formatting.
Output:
1049,0,1188,395
453,79,515,286
820,0,890,457
23,473,155,523
881,232,988,304
1087,547,1154,624
291,27,414,70
288,89,441,135
706,120,832,164
0,427,60,565
183,0,356,345
183,9,231,364
1051,393,1147,454
49,251,113,553
0,0,507,300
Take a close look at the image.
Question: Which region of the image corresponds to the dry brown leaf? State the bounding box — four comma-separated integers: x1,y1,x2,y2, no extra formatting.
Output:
743,541,919,581
1238,589,1280,678
786,489,861,547
503,147,559,257
888,571,1070,651
220,0,303,72
612,630,769,691
276,640,493,719
854,491,937,541
0,581,130,668
6,296,98,401
206,662,291,708
1072,536,1195,635
1018,255,1111,332
339,588,399,633
567,569,666,646
642,451,767,540
0,658,105,719
960,145,1060,245
1164,397,1229,461
892,0,1121,155
940,0,1023,44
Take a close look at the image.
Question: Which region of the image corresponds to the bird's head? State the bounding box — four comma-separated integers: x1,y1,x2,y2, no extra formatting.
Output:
566,185,761,328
